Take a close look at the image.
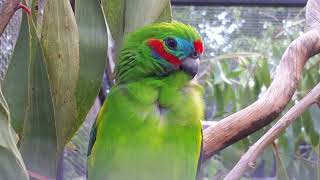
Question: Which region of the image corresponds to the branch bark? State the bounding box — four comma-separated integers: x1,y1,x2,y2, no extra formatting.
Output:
202,0,320,160
0,0,19,36
224,82,320,180
0,0,30,36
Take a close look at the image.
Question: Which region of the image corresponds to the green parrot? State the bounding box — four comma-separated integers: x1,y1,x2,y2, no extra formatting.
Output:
87,21,205,180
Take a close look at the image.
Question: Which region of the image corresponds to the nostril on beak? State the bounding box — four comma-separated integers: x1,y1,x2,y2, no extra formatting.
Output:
181,57,199,78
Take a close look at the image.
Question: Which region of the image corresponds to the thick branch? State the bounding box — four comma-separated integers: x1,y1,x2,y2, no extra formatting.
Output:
202,0,320,160
224,82,320,180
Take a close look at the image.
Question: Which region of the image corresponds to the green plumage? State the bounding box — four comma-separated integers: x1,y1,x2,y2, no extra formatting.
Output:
87,22,204,180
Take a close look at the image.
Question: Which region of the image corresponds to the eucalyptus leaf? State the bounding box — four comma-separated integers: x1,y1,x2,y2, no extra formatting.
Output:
75,0,108,130
3,13,29,136
273,145,289,180
300,72,316,93
212,61,232,85
155,3,173,24
213,84,224,117
19,19,56,178
302,110,319,147
101,0,125,51
309,105,320,136
101,0,172,64
2,11,59,178
259,58,271,86
284,125,296,155
253,76,260,98
224,84,236,112
41,0,80,153
124,0,171,34
292,117,302,140
0,88,29,180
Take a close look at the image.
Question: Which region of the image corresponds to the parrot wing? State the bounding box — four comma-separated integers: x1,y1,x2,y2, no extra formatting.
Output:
87,117,98,157
196,130,203,180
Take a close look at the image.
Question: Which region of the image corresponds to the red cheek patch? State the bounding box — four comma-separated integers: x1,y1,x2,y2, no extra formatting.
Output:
147,39,181,65
194,40,204,54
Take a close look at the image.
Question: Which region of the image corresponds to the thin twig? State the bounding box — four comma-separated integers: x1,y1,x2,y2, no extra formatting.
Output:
224,82,320,180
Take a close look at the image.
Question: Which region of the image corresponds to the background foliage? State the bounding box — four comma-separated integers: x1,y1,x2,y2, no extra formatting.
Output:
174,6,320,179
0,1,319,180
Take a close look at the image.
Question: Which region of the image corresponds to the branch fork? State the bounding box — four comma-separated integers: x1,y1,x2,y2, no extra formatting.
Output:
202,0,320,162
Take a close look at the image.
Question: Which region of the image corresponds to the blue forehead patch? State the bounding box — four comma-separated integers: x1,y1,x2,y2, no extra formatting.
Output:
173,37,194,59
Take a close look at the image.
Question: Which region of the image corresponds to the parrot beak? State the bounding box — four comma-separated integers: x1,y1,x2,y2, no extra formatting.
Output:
180,56,199,78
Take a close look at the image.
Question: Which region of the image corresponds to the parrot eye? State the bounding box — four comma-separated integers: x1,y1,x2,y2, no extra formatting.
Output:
164,37,177,50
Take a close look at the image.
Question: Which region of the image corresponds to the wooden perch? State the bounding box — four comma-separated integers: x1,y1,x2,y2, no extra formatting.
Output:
202,0,320,160
224,82,320,180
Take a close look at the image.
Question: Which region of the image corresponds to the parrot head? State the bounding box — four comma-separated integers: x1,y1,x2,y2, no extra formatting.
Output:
115,21,204,83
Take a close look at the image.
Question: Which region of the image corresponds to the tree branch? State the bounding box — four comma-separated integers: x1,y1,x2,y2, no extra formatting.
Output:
202,0,320,160
0,0,19,36
0,0,30,36
224,82,320,180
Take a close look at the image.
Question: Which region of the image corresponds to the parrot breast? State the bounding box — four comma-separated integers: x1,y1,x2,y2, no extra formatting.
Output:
88,72,204,180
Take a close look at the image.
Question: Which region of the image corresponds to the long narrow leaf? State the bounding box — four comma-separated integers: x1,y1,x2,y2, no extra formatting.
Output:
75,0,108,127
101,0,172,68
124,0,171,34
41,0,80,153
0,84,29,180
2,13,29,136
19,19,56,178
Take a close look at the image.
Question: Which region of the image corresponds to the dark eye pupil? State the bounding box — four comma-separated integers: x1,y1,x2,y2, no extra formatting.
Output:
165,37,177,50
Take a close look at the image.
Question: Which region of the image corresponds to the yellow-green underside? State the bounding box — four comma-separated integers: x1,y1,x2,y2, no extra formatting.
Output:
88,72,204,180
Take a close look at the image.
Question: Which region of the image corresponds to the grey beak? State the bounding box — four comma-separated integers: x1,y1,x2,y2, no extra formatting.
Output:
180,57,199,78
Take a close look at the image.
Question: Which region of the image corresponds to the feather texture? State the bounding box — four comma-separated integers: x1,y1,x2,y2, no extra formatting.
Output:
87,21,204,180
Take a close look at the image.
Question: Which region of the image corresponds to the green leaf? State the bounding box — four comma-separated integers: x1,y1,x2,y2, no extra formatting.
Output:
220,141,246,170
124,0,171,34
75,0,108,130
302,110,319,147
3,12,59,178
0,87,29,180
41,0,80,153
256,57,271,86
284,125,296,155
273,144,290,180
224,84,236,112
292,117,302,140
19,19,56,178
2,13,29,136
101,0,172,62
248,126,267,144
309,105,320,136
213,84,224,116
101,0,125,50
235,86,254,109
300,72,315,93
154,3,172,24
278,134,289,154
227,66,244,79
253,76,260,99
212,61,232,85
